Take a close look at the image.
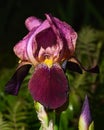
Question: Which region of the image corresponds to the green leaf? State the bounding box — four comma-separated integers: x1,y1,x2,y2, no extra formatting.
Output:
89,121,94,130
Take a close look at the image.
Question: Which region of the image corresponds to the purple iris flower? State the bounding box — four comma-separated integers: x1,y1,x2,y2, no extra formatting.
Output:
5,14,99,109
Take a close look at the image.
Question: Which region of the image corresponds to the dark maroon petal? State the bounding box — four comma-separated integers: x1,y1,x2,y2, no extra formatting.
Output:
5,65,31,95
78,62,99,73
36,27,57,49
62,60,82,74
82,65,99,73
67,61,82,74
69,57,99,74
29,64,69,109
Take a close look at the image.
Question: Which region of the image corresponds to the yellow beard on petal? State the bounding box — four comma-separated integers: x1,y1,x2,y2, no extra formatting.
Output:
44,59,53,68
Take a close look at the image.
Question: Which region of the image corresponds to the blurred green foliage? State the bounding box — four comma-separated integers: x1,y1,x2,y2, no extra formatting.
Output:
0,0,104,130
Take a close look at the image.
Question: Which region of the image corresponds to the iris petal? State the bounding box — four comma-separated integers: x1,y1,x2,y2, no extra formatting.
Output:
82,65,99,73
13,30,35,61
5,65,31,95
29,64,69,109
46,14,77,55
68,57,99,73
67,61,82,74
36,27,57,49
62,60,82,74
25,16,42,31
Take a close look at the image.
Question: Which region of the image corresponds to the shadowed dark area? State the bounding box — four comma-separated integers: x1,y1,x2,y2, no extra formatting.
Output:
5,64,31,95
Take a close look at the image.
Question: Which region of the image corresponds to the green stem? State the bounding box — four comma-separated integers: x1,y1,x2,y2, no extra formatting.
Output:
34,102,62,130
34,102,49,130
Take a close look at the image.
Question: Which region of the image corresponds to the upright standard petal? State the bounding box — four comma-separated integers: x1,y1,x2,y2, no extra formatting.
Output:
36,27,57,50
13,30,36,61
45,14,77,62
28,64,69,109
53,16,77,51
13,38,29,61
5,64,31,95
25,16,42,31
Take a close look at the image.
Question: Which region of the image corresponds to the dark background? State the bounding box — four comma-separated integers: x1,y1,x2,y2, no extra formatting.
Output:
0,0,104,67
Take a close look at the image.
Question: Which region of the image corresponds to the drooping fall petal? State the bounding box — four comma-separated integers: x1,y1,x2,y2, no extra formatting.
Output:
29,64,69,109
83,65,99,73
61,60,82,74
5,64,31,95
66,57,99,74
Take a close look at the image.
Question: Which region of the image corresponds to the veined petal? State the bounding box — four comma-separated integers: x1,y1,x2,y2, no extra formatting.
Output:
5,64,31,95
45,14,63,54
26,20,52,64
28,63,69,109
32,19,50,35
36,27,57,49
46,14,77,56
13,31,36,61
25,16,42,31
14,19,51,64
53,17,77,50
14,38,28,60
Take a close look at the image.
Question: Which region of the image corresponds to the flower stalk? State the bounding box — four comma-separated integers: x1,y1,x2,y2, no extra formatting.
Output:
34,102,55,130
34,101,61,130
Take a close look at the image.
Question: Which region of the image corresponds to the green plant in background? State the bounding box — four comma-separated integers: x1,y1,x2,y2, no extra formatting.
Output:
0,112,11,130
